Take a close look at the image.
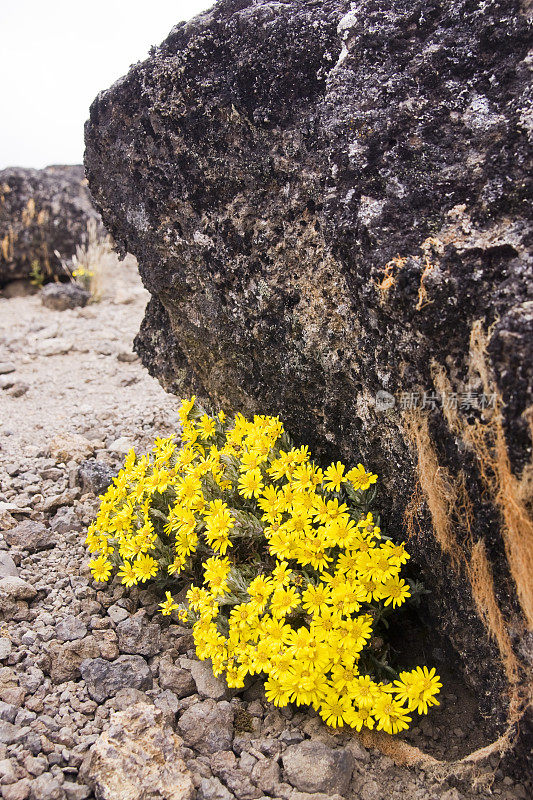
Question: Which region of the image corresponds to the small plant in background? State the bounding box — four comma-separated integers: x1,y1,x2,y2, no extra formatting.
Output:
29,259,45,287
64,218,115,299
71,264,94,290
87,398,441,733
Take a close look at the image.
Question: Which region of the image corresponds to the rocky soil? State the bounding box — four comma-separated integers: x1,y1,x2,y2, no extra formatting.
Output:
0,263,529,798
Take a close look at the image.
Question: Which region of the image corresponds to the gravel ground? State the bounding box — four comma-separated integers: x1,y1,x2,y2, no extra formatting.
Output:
0,265,528,800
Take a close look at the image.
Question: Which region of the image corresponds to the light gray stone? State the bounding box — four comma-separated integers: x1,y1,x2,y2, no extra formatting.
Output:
0,552,18,578
0,719,24,745
0,638,12,660
153,689,180,719
81,703,195,800
0,576,37,601
0,375,15,390
109,687,152,711
290,793,346,800
251,758,281,794
55,615,88,642
50,508,83,534
210,750,262,799
1,779,32,800
0,701,18,723
108,437,134,456
282,741,353,795
198,776,234,800
62,782,91,800
188,657,231,700
31,773,66,800
36,337,73,356
0,755,17,783
361,780,381,800
107,604,129,624
178,698,234,755
116,612,161,656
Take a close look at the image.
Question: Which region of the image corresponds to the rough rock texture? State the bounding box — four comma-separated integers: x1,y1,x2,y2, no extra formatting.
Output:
116,611,162,656
77,460,115,496
177,698,234,754
84,0,533,766
3,521,54,553
80,655,153,702
81,703,195,800
0,165,101,287
282,740,354,794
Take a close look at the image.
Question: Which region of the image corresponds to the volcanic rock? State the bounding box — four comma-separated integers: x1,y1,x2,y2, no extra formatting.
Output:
282,740,354,795
77,460,115,495
3,521,53,553
81,703,195,800
177,698,234,754
80,655,153,702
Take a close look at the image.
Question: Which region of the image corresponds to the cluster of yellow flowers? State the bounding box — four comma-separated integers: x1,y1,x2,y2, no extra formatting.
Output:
87,398,441,733
72,265,94,291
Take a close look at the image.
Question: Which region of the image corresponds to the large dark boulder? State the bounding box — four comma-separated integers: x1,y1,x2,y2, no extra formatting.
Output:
0,164,102,286
84,0,532,769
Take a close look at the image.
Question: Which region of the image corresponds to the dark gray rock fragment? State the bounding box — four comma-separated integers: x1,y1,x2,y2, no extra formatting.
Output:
41,282,90,311
116,612,161,656
77,460,115,495
80,655,152,702
3,521,54,553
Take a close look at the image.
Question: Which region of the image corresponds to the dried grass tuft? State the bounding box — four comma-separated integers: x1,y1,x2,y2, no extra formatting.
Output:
1,228,14,262
68,219,117,299
404,481,424,540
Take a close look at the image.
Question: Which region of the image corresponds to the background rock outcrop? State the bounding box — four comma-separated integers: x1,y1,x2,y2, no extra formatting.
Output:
84,0,533,768
0,165,102,286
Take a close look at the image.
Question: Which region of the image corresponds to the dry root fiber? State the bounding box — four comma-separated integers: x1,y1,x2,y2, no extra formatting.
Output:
400,318,532,769
431,321,533,630
356,708,522,784
402,413,462,567
468,540,519,684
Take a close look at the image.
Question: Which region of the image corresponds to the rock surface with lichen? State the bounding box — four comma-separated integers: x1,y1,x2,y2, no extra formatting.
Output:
0,165,102,287
84,0,532,768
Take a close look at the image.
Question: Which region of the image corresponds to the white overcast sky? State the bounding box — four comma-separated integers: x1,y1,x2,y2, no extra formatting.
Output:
0,0,213,169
